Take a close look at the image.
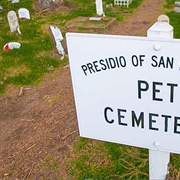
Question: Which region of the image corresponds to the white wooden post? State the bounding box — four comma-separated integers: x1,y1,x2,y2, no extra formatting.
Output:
95,0,104,16
147,15,173,180
149,150,170,180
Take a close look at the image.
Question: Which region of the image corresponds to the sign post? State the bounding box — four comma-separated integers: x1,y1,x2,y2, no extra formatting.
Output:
147,15,173,180
66,15,179,179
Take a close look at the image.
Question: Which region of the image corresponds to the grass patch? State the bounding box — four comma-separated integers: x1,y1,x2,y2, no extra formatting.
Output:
1,0,180,179
67,138,149,179
67,17,116,30
0,0,144,94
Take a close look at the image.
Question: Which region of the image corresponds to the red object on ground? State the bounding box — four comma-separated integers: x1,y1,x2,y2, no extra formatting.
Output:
3,44,10,51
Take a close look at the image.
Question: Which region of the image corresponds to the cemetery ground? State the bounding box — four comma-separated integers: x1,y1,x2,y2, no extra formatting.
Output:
1,0,180,179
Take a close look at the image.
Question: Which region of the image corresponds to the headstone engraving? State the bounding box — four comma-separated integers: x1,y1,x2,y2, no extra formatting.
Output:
158,14,169,23
7,10,21,34
50,25,65,59
18,8,30,19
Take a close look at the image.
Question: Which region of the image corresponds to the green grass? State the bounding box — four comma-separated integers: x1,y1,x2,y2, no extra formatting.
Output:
0,0,68,93
68,138,149,180
0,0,144,94
1,0,180,179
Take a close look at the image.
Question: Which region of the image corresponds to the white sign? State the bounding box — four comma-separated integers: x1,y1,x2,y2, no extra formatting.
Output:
18,8,30,19
66,33,180,154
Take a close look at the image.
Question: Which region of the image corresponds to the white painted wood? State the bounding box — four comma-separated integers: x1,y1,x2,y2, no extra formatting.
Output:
95,0,104,16
149,150,170,180
114,0,132,8
147,15,172,180
147,22,173,39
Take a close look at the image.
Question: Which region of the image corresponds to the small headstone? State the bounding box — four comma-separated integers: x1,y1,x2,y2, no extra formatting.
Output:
50,25,63,41
50,25,65,59
18,8,30,19
7,10,21,34
174,1,180,7
95,0,104,16
39,0,61,8
89,17,101,21
3,42,21,51
174,6,180,12
105,4,113,8
0,6,3,11
157,14,169,23
174,2,180,12
12,0,19,3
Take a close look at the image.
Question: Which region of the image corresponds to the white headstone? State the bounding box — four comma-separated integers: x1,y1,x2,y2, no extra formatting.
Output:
158,14,169,23
95,0,104,16
89,17,101,21
3,42,21,51
18,8,30,19
0,6,3,11
7,10,21,34
174,1,180,7
12,0,19,3
50,25,63,41
50,25,65,59
174,6,180,13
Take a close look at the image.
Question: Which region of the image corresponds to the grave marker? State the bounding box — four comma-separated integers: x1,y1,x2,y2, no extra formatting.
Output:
18,8,30,19
174,2,180,13
95,0,104,16
89,17,101,21
7,10,21,34
12,0,19,3
50,25,65,59
3,42,21,51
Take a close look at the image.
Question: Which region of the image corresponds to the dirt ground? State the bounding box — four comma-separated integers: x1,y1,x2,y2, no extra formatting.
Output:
0,0,168,179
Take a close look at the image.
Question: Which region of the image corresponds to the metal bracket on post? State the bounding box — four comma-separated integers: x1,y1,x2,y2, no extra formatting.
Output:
147,15,173,180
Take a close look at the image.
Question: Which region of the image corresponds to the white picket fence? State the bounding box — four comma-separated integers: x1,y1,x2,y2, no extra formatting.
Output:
114,0,132,7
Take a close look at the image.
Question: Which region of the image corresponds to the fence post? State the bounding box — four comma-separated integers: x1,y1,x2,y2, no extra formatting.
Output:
147,15,173,180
